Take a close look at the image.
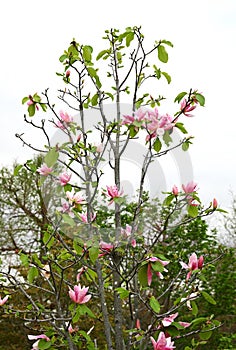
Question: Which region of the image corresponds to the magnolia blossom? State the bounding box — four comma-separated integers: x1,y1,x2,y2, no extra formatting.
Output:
66,189,86,206
66,70,71,78
162,312,191,328
99,241,114,257
147,257,169,286
182,181,197,194
79,212,96,223
76,266,87,282
41,264,50,279
180,253,204,280
37,164,53,176
180,98,197,117
122,108,147,126
162,313,178,327
57,198,74,217
59,110,73,123
28,334,50,350
150,331,175,350
69,284,91,304
121,224,136,247
95,143,103,153
0,295,9,306
172,185,178,196
58,172,72,186
106,185,124,205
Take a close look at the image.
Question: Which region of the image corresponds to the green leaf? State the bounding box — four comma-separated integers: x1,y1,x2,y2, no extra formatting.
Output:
126,31,134,47
161,40,173,47
163,194,175,206
96,49,109,60
191,300,198,317
38,339,52,349
22,96,29,104
27,266,39,283
28,103,35,117
158,45,168,63
62,213,75,227
44,147,59,167
163,130,172,146
175,122,188,134
89,246,99,264
195,93,205,106
138,264,148,287
91,93,99,106
20,253,29,267
129,125,138,138
43,231,55,249
151,260,164,273
149,296,160,313
87,67,97,78
13,164,23,176
153,137,162,152
161,71,171,84
116,287,130,299
182,142,190,151
202,291,216,305
187,205,199,218
83,45,93,62
191,317,207,326
59,54,68,62
153,64,161,79
73,240,83,255
199,330,212,340
174,91,187,103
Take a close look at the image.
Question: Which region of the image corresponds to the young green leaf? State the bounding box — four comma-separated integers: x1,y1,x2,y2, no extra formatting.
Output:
149,296,160,313
174,91,187,103
187,205,199,218
202,291,216,305
27,266,39,283
161,71,171,84
153,138,162,152
158,45,168,63
44,147,59,167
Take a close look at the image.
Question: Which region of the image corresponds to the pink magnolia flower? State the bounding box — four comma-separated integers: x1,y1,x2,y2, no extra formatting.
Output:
58,172,72,186
172,185,178,196
66,189,86,206
179,321,191,328
162,313,178,327
76,266,87,282
57,199,74,217
28,334,50,350
66,70,71,78
105,185,124,205
99,241,114,257
122,108,147,126
145,109,174,141
69,284,91,304
59,110,73,123
37,164,53,176
180,253,204,280
79,212,96,223
121,224,136,247
161,312,191,329
180,98,197,117
0,295,9,306
147,257,169,286
150,331,175,350
55,120,66,129
182,181,197,194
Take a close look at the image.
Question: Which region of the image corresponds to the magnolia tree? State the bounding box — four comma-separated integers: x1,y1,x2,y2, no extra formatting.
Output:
0,27,225,350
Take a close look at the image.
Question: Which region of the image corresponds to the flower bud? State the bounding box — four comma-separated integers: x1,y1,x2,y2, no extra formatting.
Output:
172,185,178,196
66,70,71,78
213,198,218,209
198,255,204,269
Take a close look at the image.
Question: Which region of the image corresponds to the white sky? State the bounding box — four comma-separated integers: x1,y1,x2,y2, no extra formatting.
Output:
0,0,235,209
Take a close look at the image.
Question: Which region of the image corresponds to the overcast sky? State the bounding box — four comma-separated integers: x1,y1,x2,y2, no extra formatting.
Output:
1,0,235,209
